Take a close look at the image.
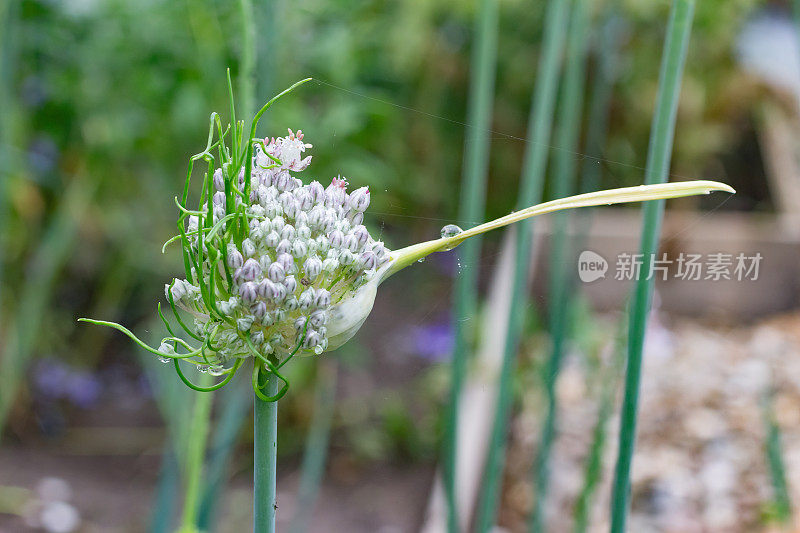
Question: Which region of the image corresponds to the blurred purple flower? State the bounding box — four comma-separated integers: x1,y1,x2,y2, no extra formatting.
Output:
33,360,71,399
63,372,102,408
412,322,454,362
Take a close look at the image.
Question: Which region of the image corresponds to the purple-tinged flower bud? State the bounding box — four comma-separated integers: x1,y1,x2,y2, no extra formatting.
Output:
307,181,325,204
226,246,244,269
258,186,273,208
295,211,309,228
317,326,327,338
273,170,291,191
248,204,265,218
352,225,370,248
310,309,328,328
272,216,285,232
292,239,308,258
233,268,244,285
277,253,295,273
339,249,355,265
314,289,331,308
242,239,257,258
316,235,330,253
284,275,298,295
249,218,261,233
213,191,226,207
267,262,285,282
298,289,315,309
237,316,254,331
187,215,199,233
323,258,338,273
343,234,359,252
239,281,259,304
265,231,280,248
371,241,387,260
252,301,268,319
260,219,272,234
284,201,299,220
213,204,225,221
273,283,287,302
241,258,261,281
258,279,277,299
325,177,348,207
295,316,308,331
349,186,370,212
304,256,323,280
280,225,296,241
237,167,246,187
276,239,292,255
213,168,225,191
296,189,313,211
297,225,312,240
328,229,345,248
360,251,378,271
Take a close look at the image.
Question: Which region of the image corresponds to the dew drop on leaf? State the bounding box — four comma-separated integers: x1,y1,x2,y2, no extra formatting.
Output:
440,224,463,239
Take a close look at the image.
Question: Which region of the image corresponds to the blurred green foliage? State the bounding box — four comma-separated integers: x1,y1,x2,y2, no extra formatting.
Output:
1,0,767,445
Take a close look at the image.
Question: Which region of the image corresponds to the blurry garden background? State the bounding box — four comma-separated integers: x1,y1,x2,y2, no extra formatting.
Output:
3,0,800,531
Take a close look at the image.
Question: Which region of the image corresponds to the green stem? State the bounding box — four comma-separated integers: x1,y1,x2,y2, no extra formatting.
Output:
609,1,696,531
762,390,793,524
473,0,571,530
443,0,499,529
289,361,337,533
178,382,214,533
529,0,590,530
254,369,279,533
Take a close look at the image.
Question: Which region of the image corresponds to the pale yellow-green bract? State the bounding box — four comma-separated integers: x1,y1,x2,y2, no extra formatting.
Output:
326,180,734,350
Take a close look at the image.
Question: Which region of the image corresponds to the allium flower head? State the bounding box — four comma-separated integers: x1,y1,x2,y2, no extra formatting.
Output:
80,78,734,399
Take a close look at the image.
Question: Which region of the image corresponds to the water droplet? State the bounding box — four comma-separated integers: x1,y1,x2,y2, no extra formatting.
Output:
314,345,323,355
198,365,209,374
158,356,170,364
209,365,224,376
440,224,463,239
417,257,426,263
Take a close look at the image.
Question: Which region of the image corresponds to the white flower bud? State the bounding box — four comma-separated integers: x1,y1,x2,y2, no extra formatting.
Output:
277,253,295,273
242,239,257,258
304,256,323,280
296,225,312,240
239,281,259,304
323,258,338,273
276,239,292,255
258,254,272,272
248,204,265,218
261,312,277,327
296,189,313,211
265,202,281,218
352,225,370,248
227,246,244,269
252,301,268,319
168,279,188,302
294,316,308,331
265,231,280,248
328,229,344,248
237,316,254,331
314,289,331,308
310,309,328,328
308,206,326,229
280,225,296,241
267,262,285,282
339,249,355,265
304,330,321,348
316,235,330,253
284,275,298,295
274,170,291,191
299,289,315,309
348,186,370,212
251,330,265,344
213,204,225,221
360,250,378,271
295,211,309,228
272,216,285,232
348,211,364,226
343,234,359,252
307,181,325,204
285,297,300,311
292,239,308,258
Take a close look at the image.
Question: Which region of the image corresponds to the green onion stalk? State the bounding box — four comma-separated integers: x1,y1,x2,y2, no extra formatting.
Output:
80,77,731,532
